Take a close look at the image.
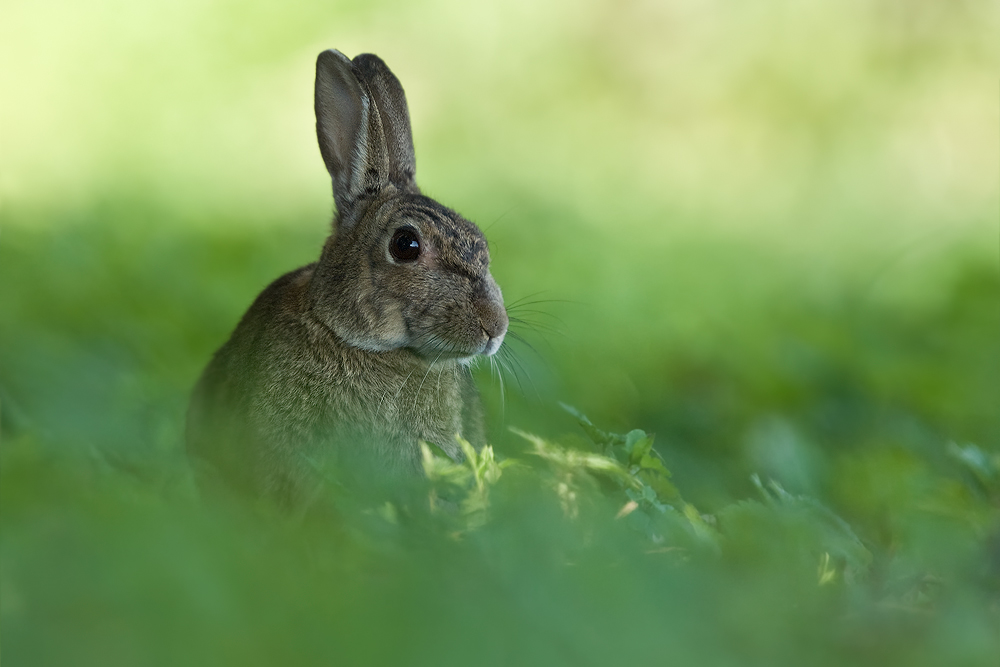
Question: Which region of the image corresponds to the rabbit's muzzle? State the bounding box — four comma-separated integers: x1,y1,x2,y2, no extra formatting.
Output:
473,277,507,357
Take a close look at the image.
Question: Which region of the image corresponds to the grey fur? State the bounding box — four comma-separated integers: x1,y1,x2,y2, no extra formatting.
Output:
186,50,507,504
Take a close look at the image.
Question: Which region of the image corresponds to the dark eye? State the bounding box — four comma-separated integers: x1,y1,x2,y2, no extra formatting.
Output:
390,228,421,262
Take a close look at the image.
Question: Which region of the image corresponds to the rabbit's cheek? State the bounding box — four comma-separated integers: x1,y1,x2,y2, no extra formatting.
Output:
325,278,412,352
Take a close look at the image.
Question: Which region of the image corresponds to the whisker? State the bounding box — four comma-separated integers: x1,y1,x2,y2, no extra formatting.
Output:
500,342,540,398
504,328,557,382
378,364,418,417
413,348,446,413
505,296,577,309
508,317,564,338
496,346,527,396
503,291,568,309
506,330,543,357
506,308,570,328
490,355,506,420
480,205,517,233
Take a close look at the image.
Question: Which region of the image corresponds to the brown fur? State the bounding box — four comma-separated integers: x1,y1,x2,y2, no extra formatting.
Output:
186,50,506,503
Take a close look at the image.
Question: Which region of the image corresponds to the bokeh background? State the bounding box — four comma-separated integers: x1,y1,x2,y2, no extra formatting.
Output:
2,1,998,665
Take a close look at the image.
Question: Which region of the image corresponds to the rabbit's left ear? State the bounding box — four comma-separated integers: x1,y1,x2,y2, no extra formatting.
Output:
352,54,417,191
314,49,391,228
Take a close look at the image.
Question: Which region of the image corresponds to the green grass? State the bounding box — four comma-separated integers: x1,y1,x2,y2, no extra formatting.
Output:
1,200,997,666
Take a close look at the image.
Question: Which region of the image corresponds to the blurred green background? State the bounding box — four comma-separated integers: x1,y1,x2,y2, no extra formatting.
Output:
2,1,998,665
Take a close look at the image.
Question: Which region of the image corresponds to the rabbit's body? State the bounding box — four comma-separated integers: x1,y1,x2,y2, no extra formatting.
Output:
186,50,503,502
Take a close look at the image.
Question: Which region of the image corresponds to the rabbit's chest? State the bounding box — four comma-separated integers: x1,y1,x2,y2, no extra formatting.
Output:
313,355,466,453
370,366,463,435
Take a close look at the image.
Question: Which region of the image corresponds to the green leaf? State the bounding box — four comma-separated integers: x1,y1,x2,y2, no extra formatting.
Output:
642,472,680,502
511,427,641,491
624,429,645,451
639,454,668,474
559,403,620,450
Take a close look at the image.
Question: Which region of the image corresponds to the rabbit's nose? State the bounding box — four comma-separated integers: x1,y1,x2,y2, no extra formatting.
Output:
480,305,508,341
473,276,507,351
472,288,508,339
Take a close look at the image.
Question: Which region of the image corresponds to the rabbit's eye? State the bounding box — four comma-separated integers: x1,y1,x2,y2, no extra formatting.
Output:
390,228,421,262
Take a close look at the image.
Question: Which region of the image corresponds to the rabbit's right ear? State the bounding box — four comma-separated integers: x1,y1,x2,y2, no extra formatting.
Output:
351,54,417,192
314,49,391,228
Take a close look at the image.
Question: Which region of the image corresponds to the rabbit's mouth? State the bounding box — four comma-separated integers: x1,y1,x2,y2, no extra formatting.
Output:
480,326,506,357
408,328,505,363
410,344,483,363
417,329,505,362
482,334,504,357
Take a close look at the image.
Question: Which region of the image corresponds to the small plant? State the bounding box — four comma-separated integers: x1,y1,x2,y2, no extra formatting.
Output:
419,408,881,584
421,436,514,528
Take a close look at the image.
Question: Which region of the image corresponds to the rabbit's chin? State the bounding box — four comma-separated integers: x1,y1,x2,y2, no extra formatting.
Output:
453,336,504,366
410,347,481,364
408,336,502,365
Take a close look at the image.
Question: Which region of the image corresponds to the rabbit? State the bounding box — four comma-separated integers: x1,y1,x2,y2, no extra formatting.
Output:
185,49,508,504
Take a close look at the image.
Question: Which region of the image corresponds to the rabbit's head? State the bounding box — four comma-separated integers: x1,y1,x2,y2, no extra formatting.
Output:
306,50,507,362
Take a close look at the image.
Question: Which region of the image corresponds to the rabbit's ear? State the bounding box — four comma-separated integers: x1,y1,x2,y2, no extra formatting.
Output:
314,49,390,227
351,54,416,190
